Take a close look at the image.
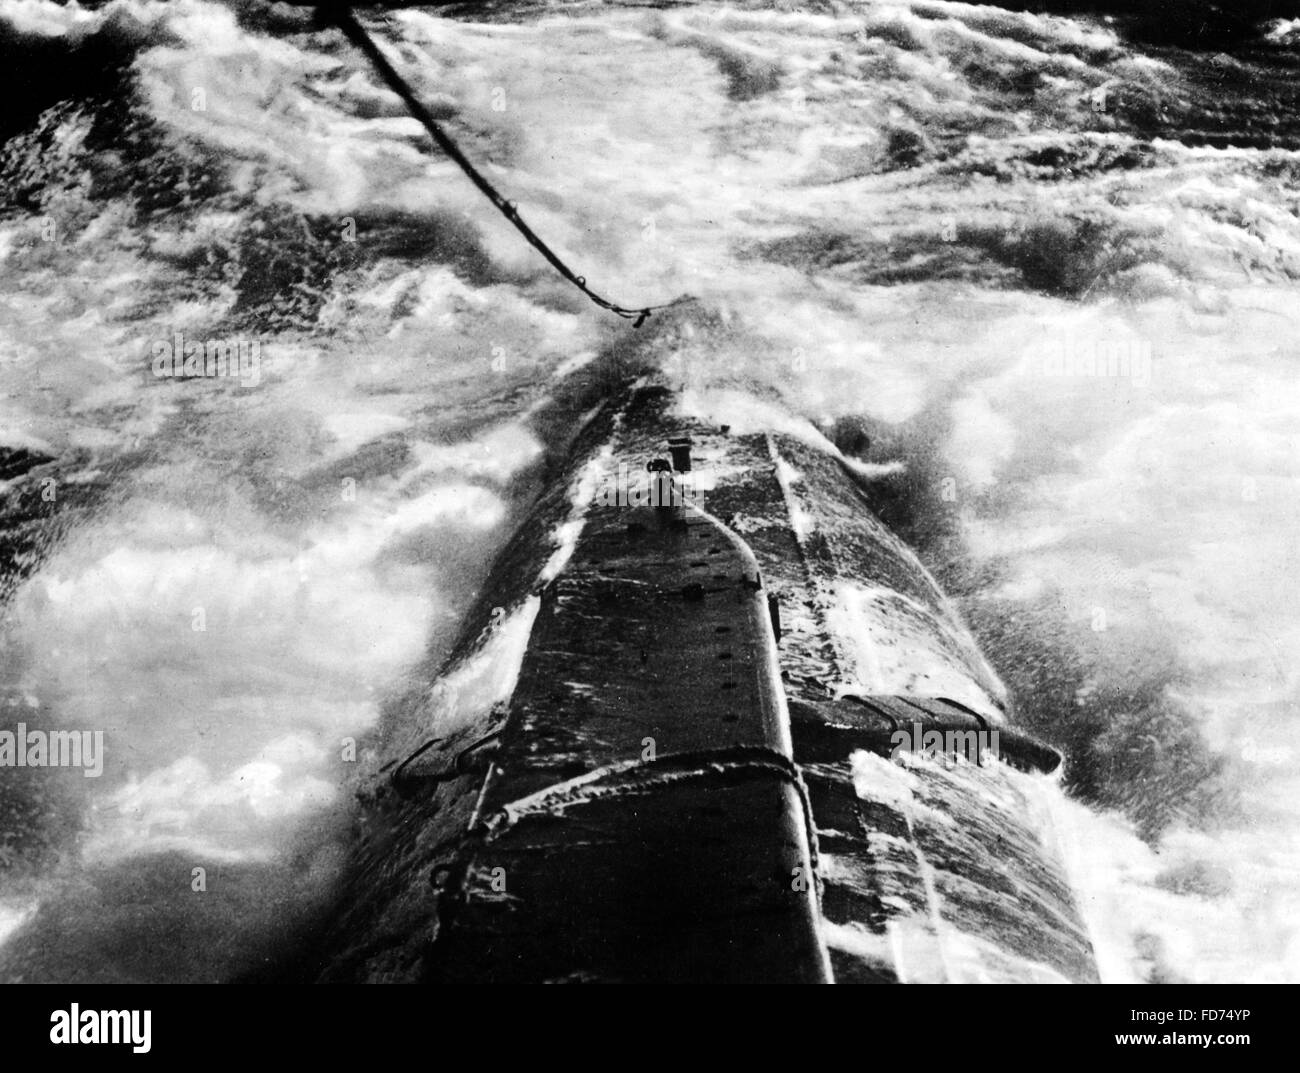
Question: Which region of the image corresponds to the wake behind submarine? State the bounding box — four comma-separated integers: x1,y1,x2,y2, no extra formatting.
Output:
279,323,1099,985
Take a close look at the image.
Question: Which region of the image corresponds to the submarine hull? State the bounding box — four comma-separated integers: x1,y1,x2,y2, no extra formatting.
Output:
303,374,1099,985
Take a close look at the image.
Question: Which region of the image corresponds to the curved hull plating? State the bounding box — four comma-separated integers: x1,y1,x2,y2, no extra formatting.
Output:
297,369,1098,984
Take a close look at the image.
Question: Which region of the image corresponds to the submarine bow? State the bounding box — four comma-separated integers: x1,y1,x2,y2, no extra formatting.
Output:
299,373,1099,985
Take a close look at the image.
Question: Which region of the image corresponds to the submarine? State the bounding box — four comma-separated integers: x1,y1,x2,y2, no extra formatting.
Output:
287,323,1100,985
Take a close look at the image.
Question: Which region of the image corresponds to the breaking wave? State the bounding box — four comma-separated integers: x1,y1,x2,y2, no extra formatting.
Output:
0,0,1297,981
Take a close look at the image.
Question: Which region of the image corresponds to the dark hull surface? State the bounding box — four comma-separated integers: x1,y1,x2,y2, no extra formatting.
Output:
304,373,1098,984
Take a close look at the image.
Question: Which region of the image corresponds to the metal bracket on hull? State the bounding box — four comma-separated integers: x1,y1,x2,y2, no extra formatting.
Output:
791,694,1063,776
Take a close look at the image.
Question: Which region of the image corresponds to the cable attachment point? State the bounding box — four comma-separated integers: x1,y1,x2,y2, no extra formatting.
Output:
321,4,678,327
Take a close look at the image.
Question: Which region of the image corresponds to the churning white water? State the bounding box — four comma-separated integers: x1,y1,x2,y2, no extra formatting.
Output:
0,0,1297,980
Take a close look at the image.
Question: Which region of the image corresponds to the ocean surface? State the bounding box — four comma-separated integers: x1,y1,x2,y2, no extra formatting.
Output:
1,0,1298,982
